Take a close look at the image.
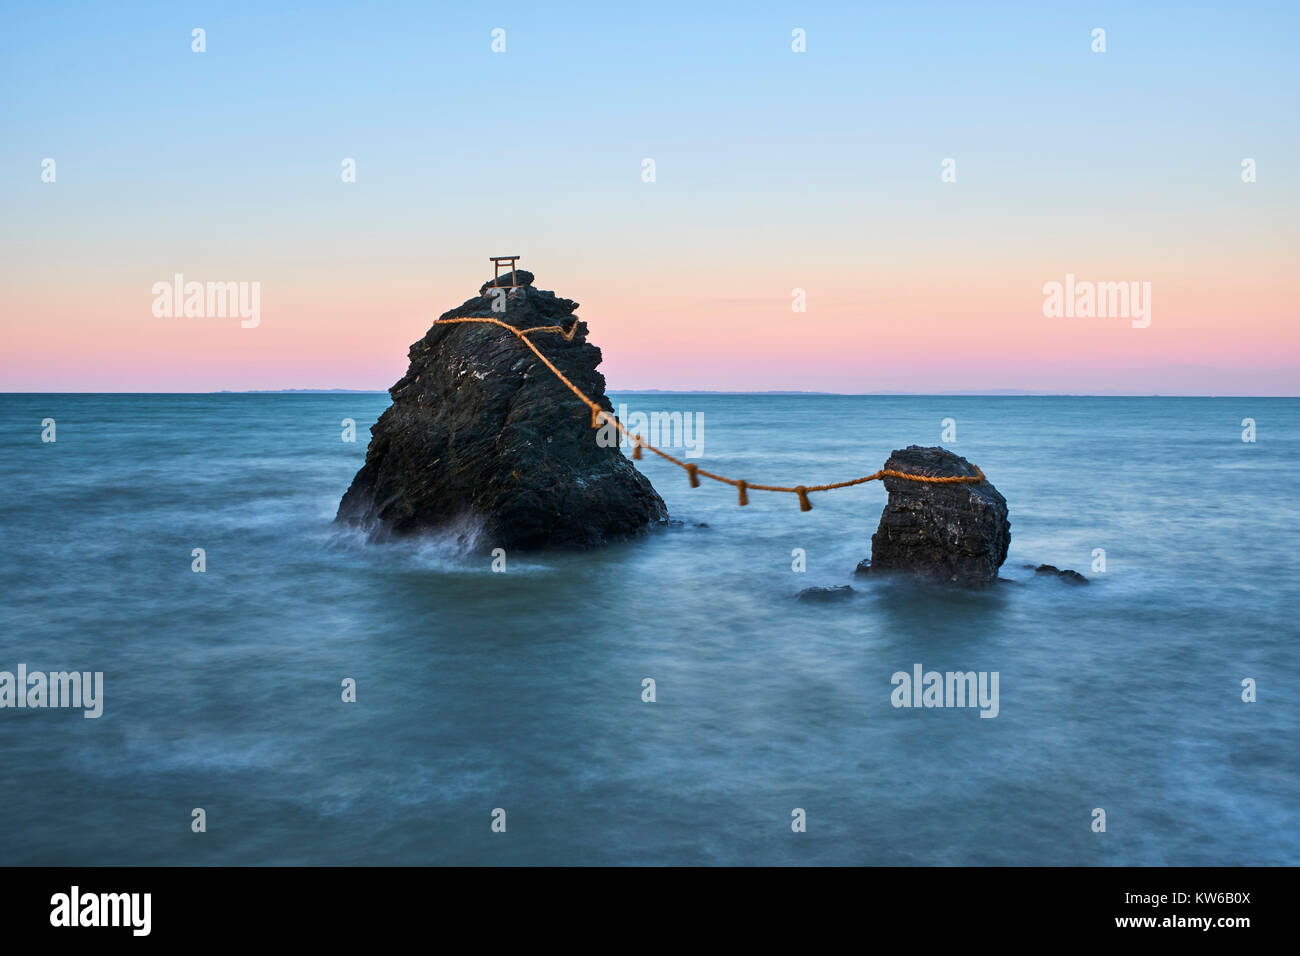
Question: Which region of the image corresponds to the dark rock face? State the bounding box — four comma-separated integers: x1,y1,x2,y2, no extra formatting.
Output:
862,446,1009,587
336,274,667,549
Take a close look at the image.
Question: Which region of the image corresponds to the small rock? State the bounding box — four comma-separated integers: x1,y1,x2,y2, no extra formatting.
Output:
1034,564,1089,585
797,585,855,603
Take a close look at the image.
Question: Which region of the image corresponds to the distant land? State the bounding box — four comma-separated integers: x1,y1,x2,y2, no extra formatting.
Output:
618,388,1091,396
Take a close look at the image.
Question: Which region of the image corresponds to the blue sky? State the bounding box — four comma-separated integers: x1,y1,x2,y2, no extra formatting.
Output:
2,1,1296,392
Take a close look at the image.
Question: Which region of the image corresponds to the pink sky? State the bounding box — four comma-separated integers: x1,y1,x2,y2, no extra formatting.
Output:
2,250,1295,395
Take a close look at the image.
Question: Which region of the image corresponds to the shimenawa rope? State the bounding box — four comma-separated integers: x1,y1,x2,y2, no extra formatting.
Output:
432,316,985,511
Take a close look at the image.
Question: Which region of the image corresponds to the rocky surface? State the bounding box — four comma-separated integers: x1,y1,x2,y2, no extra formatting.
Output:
480,269,535,295
336,271,667,549
859,446,1010,587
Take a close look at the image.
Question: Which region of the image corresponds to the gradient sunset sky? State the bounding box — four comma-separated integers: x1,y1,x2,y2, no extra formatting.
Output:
2,1,1296,394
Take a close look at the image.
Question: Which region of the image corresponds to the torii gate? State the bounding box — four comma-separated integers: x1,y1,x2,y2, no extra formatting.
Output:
489,255,521,287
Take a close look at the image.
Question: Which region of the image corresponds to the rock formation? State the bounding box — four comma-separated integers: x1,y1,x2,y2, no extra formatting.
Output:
1031,564,1089,585
336,270,667,549
856,446,1009,587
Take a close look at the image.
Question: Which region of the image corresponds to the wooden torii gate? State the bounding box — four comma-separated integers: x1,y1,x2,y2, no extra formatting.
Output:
489,255,521,287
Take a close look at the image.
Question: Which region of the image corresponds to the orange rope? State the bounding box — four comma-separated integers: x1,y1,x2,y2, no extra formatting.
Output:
432,316,985,509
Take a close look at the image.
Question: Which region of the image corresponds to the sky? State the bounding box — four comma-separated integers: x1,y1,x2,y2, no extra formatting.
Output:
1,1,1296,394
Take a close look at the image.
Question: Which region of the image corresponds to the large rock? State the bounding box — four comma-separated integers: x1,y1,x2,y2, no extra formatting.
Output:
336,273,667,549
858,446,1009,587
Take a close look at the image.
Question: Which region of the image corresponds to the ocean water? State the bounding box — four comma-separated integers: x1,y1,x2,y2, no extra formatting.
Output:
0,393,1296,866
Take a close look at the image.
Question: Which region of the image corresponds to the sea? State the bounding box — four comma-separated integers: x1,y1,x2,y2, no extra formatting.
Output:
1,393,1296,865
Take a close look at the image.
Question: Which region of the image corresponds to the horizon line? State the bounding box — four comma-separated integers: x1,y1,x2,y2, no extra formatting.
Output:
2,390,1296,399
